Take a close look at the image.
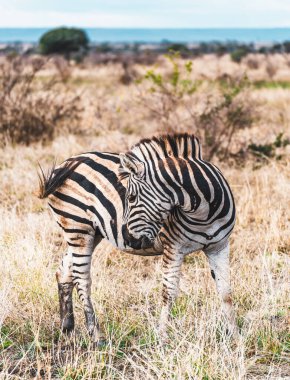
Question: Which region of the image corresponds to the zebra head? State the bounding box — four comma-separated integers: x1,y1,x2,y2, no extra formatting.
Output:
120,153,172,249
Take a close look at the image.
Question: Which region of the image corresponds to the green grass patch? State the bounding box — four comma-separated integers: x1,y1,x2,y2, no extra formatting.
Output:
171,295,192,318
0,325,13,350
69,77,98,86
253,80,290,89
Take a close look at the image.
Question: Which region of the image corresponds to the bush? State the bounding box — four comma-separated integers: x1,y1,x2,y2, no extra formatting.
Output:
271,43,283,53
231,47,249,63
136,54,255,160
215,44,227,57
39,27,89,58
167,44,190,58
249,133,290,159
265,59,278,79
246,57,260,70
196,77,254,160
120,61,137,85
52,56,72,83
283,41,290,53
0,56,81,145
136,52,197,131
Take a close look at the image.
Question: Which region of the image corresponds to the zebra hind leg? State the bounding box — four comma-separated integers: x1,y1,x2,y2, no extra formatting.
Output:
56,250,75,333
205,240,238,337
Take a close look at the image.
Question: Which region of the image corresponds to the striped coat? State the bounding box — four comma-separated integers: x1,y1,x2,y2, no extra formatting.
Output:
120,134,237,337
38,150,162,345
39,134,237,344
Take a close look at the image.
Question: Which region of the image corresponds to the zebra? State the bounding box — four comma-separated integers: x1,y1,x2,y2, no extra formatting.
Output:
120,133,237,338
38,150,162,346
38,133,237,345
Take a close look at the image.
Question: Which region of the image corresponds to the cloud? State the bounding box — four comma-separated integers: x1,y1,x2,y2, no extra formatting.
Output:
0,8,143,28
0,0,289,27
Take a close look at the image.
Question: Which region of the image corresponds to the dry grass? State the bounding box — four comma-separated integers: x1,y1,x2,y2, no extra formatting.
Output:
0,57,81,145
0,54,289,379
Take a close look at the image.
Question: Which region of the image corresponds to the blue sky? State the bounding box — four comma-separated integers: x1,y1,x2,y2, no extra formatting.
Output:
0,0,289,28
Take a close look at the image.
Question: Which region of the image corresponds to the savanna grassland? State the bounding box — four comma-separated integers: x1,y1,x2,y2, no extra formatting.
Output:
0,53,289,379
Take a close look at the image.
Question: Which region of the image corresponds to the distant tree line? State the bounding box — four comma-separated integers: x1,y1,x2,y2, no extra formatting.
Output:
2,27,290,64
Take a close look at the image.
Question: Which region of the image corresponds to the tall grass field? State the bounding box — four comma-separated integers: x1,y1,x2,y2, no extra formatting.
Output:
0,53,289,379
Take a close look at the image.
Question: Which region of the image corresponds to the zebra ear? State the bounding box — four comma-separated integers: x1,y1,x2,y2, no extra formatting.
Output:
120,153,145,178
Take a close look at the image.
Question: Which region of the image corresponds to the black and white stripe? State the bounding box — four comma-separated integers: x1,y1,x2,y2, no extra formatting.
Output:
38,151,162,344
120,134,237,337
39,133,238,343
120,134,235,251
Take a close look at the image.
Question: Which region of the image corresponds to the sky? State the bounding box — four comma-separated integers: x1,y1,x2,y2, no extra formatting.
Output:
0,0,290,28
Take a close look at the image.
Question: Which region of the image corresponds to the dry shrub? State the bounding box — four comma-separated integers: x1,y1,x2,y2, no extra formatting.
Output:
135,56,197,133
52,56,72,83
119,60,138,85
282,53,290,67
196,78,255,160
93,99,122,132
0,56,81,145
136,55,255,160
265,58,278,79
245,56,260,70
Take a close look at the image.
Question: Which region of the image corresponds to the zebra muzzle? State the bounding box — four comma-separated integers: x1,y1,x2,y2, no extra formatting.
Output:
122,225,154,250
141,235,154,249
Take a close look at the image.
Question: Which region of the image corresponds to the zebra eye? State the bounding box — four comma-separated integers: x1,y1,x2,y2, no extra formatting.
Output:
128,194,137,203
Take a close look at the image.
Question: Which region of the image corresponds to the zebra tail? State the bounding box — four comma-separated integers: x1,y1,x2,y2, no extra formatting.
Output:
37,157,85,199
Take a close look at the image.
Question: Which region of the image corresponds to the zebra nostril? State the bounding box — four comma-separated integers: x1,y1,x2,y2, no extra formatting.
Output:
141,236,153,249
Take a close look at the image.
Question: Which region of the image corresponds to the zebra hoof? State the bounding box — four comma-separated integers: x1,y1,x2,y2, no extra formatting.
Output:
61,318,75,334
93,339,107,349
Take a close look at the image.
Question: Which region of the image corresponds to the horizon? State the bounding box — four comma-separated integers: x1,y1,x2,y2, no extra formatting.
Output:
1,27,290,44
1,27,290,30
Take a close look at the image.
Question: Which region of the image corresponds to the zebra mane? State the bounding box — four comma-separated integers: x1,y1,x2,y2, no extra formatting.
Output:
119,133,202,180
130,133,202,161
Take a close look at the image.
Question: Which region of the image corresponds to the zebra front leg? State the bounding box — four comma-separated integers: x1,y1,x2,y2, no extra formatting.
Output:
56,251,75,333
71,238,105,345
159,246,183,340
205,240,238,336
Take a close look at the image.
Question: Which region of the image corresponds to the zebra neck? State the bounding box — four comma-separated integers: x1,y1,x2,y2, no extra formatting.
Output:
169,175,211,221
171,202,210,227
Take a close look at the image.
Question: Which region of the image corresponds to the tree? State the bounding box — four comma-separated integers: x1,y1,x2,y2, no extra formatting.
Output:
283,41,290,53
230,47,249,63
39,27,89,58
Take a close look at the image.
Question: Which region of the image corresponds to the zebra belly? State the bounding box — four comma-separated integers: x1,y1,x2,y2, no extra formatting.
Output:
121,247,163,256
179,241,205,255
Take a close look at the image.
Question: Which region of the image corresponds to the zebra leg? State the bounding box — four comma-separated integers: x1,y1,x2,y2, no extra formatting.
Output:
205,240,238,336
159,247,183,339
56,251,75,333
70,235,105,345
